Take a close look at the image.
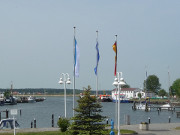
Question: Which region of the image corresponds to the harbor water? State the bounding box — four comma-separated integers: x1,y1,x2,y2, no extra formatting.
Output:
0,96,180,128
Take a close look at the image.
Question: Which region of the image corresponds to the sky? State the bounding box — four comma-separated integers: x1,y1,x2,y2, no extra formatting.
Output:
0,0,180,91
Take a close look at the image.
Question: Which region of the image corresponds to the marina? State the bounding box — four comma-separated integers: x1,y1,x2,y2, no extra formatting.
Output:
0,96,180,129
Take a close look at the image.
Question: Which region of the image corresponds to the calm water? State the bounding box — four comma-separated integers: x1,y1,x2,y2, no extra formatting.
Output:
0,96,180,128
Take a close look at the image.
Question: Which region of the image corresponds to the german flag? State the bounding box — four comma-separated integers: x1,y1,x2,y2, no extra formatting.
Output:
112,42,117,76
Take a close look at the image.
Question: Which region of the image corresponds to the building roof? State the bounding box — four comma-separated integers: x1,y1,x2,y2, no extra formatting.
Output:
112,88,139,91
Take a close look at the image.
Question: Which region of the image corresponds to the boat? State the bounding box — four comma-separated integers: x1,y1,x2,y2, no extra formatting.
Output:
160,71,173,110
35,97,45,102
4,96,17,105
160,103,172,110
17,96,28,103
0,118,20,129
136,102,150,111
112,93,131,103
27,96,36,103
99,94,112,102
0,94,4,106
136,69,151,111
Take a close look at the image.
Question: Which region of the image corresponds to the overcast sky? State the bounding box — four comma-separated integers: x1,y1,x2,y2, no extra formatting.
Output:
0,0,179,91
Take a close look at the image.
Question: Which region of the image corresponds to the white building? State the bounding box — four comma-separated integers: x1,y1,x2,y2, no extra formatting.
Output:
0,93,4,101
112,88,147,100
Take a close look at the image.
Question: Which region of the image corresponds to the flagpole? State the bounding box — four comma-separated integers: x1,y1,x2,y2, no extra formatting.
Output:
73,26,76,117
115,35,118,129
115,35,117,77
96,30,98,98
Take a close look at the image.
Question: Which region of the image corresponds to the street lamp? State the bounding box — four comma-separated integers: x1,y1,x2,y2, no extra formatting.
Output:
113,72,126,135
58,73,71,118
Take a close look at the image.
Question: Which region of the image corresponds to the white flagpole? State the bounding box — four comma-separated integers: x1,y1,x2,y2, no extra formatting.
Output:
96,30,98,98
73,27,76,117
115,35,117,77
115,35,118,129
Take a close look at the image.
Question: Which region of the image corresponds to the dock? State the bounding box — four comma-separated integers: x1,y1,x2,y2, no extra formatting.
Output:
176,111,180,118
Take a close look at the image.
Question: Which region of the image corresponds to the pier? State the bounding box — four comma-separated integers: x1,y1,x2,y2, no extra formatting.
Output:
0,110,9,120
149,106,180,110
176,111,180,118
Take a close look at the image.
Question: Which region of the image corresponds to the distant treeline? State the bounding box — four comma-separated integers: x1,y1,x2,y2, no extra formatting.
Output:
0,88,111,95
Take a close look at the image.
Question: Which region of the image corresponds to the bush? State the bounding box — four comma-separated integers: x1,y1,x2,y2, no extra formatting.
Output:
57,117,70,132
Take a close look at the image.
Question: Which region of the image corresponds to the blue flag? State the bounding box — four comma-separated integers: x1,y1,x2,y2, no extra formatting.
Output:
74,38,80,77
94,42,100,75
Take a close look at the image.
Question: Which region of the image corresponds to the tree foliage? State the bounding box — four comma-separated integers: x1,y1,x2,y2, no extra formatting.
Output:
69,85,106,135
172,78,180,98
122,84,130,88
4,90,11,98
158,89,167,98
138,93,142,99
57,117,70,132
169,86,176,97
146,75,161,94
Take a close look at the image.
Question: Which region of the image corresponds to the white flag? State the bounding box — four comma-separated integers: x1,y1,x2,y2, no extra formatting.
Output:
74,38,80,77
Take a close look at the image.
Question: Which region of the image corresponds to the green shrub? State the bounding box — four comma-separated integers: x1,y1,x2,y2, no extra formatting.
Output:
57,117,70,132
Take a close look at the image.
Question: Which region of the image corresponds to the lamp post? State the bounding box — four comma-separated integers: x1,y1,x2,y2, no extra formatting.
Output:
58,73,71,118
113,72,126,135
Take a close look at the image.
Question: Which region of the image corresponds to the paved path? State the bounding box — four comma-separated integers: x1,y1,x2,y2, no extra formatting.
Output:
0,123,180,135
121,123,180,135
0,127,59,133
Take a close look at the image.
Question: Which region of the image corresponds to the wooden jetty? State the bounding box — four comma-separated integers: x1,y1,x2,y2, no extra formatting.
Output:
149,106,180,110
132,102,180,112
176,111,180,118
0,110,9,120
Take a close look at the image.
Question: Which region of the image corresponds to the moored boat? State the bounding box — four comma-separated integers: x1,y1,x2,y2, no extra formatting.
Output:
27,96,36,103
99,94,112,102
160,103,172,110
136,102,150,111
112,92,131,103
0,94,4,106
4,96,17,105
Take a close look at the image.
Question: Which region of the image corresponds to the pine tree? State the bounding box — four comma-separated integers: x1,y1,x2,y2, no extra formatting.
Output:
69,85,106,135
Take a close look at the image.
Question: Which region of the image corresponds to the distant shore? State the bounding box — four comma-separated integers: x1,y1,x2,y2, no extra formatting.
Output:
14,94,80,97
13,95,180,105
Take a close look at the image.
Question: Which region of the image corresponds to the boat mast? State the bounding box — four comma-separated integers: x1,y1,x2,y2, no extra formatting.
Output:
144,66,147,102
168,67,171,101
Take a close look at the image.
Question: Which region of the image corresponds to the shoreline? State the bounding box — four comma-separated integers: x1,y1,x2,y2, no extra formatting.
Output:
13,94,80,97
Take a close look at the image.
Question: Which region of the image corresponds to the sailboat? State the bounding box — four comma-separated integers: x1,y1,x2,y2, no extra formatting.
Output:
136,70,150,111
160,103,172,110
136,101,150,111
160,69,172,110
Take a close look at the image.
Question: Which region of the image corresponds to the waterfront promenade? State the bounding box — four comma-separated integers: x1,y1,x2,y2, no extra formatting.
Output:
121,122,180,135
0,123,179,134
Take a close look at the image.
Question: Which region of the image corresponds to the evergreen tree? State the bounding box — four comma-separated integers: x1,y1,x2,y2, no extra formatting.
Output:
69,85,106,135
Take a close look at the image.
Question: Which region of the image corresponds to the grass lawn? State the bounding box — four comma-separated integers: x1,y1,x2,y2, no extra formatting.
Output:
121,129,137,134
0,131,70,135
0,129,137,135
175,127,180,130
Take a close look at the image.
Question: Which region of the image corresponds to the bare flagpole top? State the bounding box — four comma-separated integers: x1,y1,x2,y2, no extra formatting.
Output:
115,35,117,41
74,27,76,37
96,30,98,41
